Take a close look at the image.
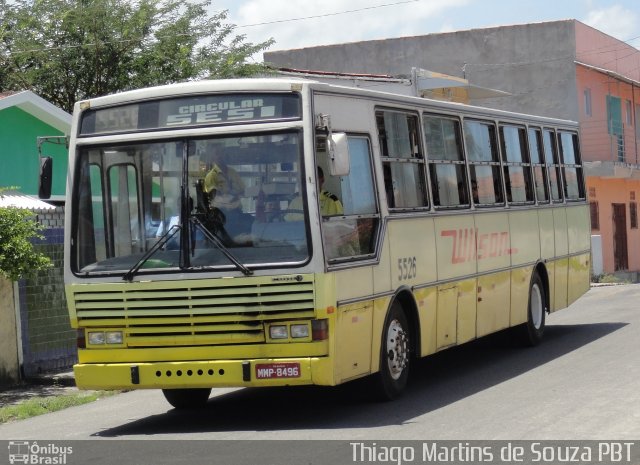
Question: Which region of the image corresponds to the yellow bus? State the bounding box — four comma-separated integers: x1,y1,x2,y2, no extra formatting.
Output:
59,78,590,408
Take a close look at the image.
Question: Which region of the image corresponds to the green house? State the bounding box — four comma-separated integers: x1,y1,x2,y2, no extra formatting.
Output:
0,91,71,200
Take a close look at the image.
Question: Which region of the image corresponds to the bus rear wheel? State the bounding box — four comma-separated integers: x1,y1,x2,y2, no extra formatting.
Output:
162,388,212,409
373,302,410,400
516,272,546,346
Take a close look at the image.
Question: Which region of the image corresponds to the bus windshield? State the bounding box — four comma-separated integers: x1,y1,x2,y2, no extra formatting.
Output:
72,130,309,276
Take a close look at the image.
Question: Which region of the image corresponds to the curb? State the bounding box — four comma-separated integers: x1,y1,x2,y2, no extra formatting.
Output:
24,371,76,387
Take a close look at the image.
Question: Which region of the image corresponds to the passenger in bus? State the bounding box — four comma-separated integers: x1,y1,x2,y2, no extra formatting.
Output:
285,166,343,220
203,151,252,237
317,166,343,216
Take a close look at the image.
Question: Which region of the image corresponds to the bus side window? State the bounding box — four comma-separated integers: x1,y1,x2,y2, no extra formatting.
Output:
543,129,564,202
320,136,380,262
528,127,550,203
499,125,534,204
558,131,585,200
423,114,469,208
464,120,504,206
376,110,429,210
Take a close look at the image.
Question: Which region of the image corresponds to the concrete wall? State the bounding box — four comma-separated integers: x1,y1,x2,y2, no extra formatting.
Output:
19,206,76,376
0,207,76,382
0,278,20,385
265,20,580,120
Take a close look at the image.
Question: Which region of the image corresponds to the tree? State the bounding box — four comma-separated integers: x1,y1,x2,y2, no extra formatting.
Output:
0,195,52,281
0,0,275,113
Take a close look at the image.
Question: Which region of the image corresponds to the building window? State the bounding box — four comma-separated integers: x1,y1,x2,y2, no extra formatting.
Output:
584,89,592,117
423,114,469,208
626,100,633,126
590,201,599,230
464,120,504,206
631,202,638,229
607,95,622,136
376,110,429,210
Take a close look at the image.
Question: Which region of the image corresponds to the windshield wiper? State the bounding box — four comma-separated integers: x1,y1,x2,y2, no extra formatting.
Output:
122,225,180,282
190,217,253,276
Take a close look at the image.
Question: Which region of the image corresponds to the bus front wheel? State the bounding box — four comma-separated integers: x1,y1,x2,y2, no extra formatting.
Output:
162,388,212,409
373,302,410,400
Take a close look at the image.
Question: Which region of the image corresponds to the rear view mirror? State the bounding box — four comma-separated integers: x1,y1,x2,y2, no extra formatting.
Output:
39,156,53,199
328,133,350,177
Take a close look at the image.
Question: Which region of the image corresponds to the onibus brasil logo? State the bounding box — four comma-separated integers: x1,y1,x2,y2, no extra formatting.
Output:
8,441,73,464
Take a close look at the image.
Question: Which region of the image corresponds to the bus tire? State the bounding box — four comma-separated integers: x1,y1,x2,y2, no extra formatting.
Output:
162,388,212,409
517,272,546,346
373,301,410,400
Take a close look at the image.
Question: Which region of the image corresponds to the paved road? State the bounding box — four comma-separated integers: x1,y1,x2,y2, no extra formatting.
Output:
1,284,639,442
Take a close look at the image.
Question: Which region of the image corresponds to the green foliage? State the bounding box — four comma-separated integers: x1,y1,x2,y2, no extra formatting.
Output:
0,200,52,281
0,0,275,113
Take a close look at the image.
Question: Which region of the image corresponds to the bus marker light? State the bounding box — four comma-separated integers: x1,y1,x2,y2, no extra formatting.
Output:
290,324,309,338
312,319,328,340
77,329,86,348
88,332,106,345
269,325,288,339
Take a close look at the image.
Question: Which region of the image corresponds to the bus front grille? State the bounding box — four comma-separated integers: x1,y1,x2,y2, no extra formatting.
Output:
71,276,315,347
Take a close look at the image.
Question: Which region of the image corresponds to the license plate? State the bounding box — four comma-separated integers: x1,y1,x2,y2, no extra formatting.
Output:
255,363,301,379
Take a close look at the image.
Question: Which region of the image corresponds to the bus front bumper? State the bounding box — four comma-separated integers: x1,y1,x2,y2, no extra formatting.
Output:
74,357,331,390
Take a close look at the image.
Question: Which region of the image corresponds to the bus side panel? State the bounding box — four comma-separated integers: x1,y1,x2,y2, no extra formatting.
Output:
477,271,511,337
371,296,393,375
415,287,437,357
508,210,541,327
538,209,555,260
568,254,590,305
508,210,541,265
457,278,477,344
335,268,373,302
389,218,437,289
566,204,591,306
553,208,569,311
567,204,591,253
474,212,510,272
510,265,535,327
475,213,511,337
436,285,458,349
335,301,374,383
434,216,476,281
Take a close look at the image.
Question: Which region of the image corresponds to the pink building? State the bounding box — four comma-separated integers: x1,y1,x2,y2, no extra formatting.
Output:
575,24,640,274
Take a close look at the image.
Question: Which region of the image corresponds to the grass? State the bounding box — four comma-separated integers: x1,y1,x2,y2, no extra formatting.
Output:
0,390,119,424
592,273,630,284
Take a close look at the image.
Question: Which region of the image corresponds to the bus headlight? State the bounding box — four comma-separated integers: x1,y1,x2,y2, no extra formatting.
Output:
88,332,106,345
87,330,124,345
106,331,124,344
290,324,309,338
269,325,288,339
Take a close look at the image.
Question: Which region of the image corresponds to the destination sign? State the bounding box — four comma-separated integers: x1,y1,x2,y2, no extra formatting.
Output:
80,93,300,136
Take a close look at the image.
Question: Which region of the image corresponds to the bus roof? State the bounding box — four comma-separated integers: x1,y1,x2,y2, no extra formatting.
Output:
78,77,578,128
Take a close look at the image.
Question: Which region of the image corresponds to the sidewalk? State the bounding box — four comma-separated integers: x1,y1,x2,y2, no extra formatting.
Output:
0,371,77,407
